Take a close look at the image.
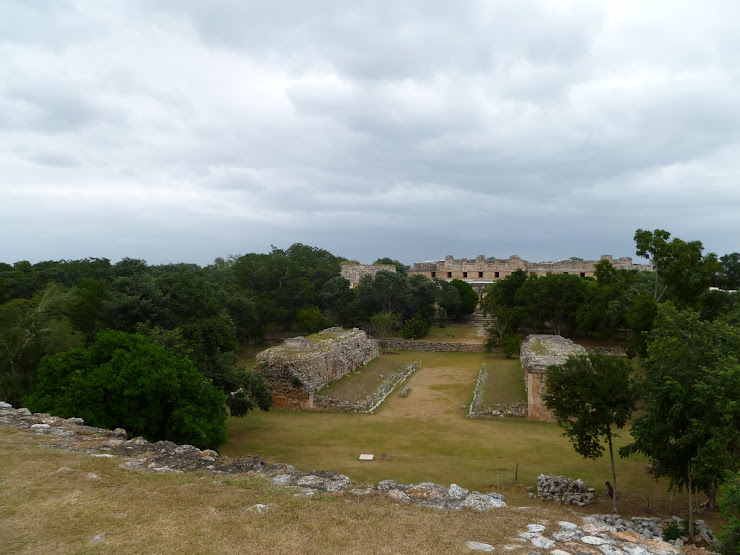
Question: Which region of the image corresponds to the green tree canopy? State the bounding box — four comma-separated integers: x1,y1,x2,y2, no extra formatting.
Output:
621,304,740,536
542,352,637,513
449,279,478,317
634,228,720,308
23,330,228,450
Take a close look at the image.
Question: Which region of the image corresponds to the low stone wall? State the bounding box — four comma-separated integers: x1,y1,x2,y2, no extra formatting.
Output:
468,365,526,419
383,340,486,352
533,474,595,506
315,362,420,413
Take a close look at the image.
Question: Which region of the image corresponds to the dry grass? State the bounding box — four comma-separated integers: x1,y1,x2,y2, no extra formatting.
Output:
1,426,587,554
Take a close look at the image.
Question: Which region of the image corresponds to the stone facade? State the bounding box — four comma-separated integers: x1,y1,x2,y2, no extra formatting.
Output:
340,264,396,288
520,334,587,422
410,255,651,293
256,328,379,409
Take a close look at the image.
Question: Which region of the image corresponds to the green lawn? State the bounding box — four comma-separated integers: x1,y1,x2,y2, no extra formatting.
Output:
223,350,685,518
482,357,526,405
419,324,484,343
318,354,414,402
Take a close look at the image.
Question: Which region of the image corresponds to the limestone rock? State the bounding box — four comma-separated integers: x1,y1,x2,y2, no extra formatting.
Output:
406,482,448,500
467,541,495,552
461,493,507,511
388,489,411,503
448,483,469,500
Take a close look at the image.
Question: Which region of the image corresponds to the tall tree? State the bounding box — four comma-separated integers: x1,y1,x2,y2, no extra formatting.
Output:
634,228,719,308
542,353,637,513
621,305,740,537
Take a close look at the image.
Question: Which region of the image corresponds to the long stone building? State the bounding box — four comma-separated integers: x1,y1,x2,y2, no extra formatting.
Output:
409,254,651,293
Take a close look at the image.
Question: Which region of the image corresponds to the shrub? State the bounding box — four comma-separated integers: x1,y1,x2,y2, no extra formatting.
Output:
23,330,228,450
297,305,328,334
716,471,740,555
400,316,431,339
500,334,522,358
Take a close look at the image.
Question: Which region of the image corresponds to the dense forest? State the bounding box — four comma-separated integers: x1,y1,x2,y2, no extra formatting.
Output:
2,231,740,446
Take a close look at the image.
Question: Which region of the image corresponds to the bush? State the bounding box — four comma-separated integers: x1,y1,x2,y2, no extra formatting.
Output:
717,471,740,555
297,305,328,334
23,330,228,450
226,370,273,417
500,334,522,358
400,315,431,339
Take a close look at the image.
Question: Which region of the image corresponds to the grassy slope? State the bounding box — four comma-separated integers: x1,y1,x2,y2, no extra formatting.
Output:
0,426,580,554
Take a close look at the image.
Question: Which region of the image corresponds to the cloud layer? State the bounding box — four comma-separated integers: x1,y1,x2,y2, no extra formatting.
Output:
2,0,739,265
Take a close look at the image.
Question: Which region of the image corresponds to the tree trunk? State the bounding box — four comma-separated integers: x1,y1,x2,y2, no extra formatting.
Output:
608,429,619,513
687,462,695,538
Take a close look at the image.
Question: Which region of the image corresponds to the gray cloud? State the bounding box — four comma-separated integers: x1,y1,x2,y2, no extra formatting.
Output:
1,0,739,266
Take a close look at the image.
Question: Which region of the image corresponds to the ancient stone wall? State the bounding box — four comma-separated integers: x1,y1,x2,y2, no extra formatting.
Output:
520,335,587,422
340,264,396,287
409,254,651,284
382,339,487,352
257,328,379,409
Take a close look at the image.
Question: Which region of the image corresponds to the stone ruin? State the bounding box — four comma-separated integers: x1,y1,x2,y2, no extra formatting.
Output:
340,264,396,288
533,474,596,506
520,334,587,422
257,327,379,410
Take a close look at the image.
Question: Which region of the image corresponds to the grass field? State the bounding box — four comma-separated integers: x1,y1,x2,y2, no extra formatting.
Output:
482,357,526,405
420,324,485,343
223,349,723,525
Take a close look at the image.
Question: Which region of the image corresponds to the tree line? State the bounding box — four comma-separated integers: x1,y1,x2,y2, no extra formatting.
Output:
533,230,740,549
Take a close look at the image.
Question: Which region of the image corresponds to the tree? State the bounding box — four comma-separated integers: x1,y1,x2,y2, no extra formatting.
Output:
297,305,329,334
620,305,740,537
716,471,740,555
449,279,478,317
634,229,719,308
542,352,637,513
369,311,400,352
515,274,587,336
400,315,431,339
717,253,740,290
226,370,273,417
23,330,229,450
0,283,81,406
373,257,409,276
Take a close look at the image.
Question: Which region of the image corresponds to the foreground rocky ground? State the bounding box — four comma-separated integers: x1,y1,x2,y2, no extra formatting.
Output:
0,402,715,554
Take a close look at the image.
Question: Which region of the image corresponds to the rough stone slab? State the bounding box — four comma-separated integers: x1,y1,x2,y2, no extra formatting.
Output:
467,541,495,552
531,536,555,549
527,524,547,533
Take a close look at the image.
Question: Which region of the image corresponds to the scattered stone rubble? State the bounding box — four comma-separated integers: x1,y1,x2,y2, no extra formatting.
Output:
481,517,703,555
533,474,596,506
0,402,505,512
592,514,716,547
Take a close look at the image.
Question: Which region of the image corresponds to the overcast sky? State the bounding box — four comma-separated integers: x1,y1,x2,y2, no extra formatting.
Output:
2,1,739,267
